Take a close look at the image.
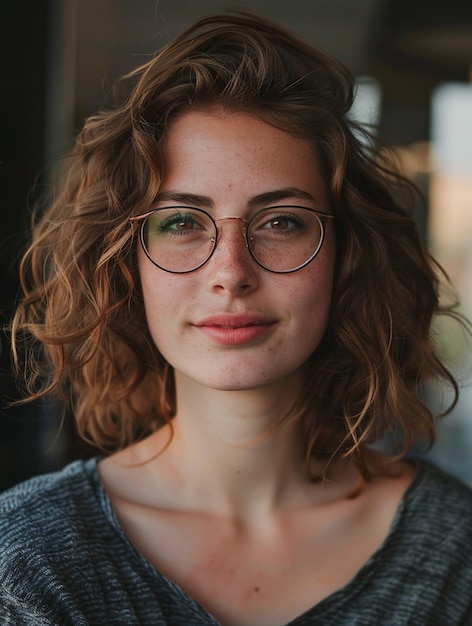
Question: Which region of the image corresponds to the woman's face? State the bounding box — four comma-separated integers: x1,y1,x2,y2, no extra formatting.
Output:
138,110,336,393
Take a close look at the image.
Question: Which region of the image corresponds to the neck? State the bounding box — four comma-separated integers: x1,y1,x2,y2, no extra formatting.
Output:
151,371,313,520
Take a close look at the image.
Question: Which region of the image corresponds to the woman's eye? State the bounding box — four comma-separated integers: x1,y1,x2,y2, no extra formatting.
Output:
261,214,304,232
268,217,292,230
159,214,202,233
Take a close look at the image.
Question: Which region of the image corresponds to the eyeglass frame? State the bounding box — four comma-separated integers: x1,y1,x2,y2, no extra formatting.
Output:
130,205,335,274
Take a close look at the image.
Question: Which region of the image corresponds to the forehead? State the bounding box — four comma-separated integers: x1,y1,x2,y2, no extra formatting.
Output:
158,110,328,209
163,108,317,157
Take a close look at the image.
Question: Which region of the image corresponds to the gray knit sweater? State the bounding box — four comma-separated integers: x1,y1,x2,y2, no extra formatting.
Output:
1,457,472,625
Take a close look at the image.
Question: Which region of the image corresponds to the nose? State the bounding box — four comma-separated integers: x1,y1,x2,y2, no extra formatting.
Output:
206,218,259,295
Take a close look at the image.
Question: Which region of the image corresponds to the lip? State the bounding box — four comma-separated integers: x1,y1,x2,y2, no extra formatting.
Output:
193,313,277,345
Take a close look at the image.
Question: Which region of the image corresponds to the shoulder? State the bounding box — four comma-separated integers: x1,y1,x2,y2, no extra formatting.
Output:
389,458,472,571
0,459,106,624
0,458,98,516
0,459,102,557
404,458,472,520
341,460,472,623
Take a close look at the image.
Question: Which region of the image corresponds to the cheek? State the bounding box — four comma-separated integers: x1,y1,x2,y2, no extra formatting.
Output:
138,256,199,355
138,256,175,333
141,278,174,321
295,255,335,336
140,279,184,365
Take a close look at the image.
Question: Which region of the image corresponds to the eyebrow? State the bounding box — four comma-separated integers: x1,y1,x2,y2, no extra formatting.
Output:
152,187,317,209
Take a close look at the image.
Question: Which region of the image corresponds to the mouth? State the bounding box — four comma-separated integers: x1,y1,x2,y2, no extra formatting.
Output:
194,314,277,345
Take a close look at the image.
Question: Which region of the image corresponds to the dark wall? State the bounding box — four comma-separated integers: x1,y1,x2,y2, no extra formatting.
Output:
0,2,52,490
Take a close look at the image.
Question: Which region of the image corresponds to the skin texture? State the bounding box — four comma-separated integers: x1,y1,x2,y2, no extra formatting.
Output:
138,109,336,396
99,110,415,626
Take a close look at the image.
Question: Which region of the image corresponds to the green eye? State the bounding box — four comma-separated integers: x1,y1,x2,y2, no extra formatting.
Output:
158,213,202,233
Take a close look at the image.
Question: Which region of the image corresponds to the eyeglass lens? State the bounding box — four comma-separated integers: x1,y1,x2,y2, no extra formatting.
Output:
140,206,324,273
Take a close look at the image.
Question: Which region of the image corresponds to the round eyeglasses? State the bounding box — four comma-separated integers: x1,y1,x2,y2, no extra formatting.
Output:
130,205,334,274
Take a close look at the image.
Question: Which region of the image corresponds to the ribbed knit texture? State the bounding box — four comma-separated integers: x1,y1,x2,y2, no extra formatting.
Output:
1,457,472,625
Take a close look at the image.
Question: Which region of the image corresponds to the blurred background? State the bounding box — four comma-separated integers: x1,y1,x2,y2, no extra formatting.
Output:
1,0,472,490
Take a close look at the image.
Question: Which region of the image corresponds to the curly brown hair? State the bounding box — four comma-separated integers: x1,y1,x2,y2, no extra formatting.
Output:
11,10,462,476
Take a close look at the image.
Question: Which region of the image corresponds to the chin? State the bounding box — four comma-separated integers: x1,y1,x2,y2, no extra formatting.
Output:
196,377,269,392
188,366,304,393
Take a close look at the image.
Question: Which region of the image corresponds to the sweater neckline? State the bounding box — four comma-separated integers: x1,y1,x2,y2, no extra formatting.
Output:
82,456,429,625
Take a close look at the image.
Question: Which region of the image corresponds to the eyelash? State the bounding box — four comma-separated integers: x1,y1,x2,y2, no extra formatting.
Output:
255,212,307,233
157,213,203,234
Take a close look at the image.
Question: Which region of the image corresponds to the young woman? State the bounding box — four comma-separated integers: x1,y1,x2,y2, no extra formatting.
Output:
2,11,472,626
